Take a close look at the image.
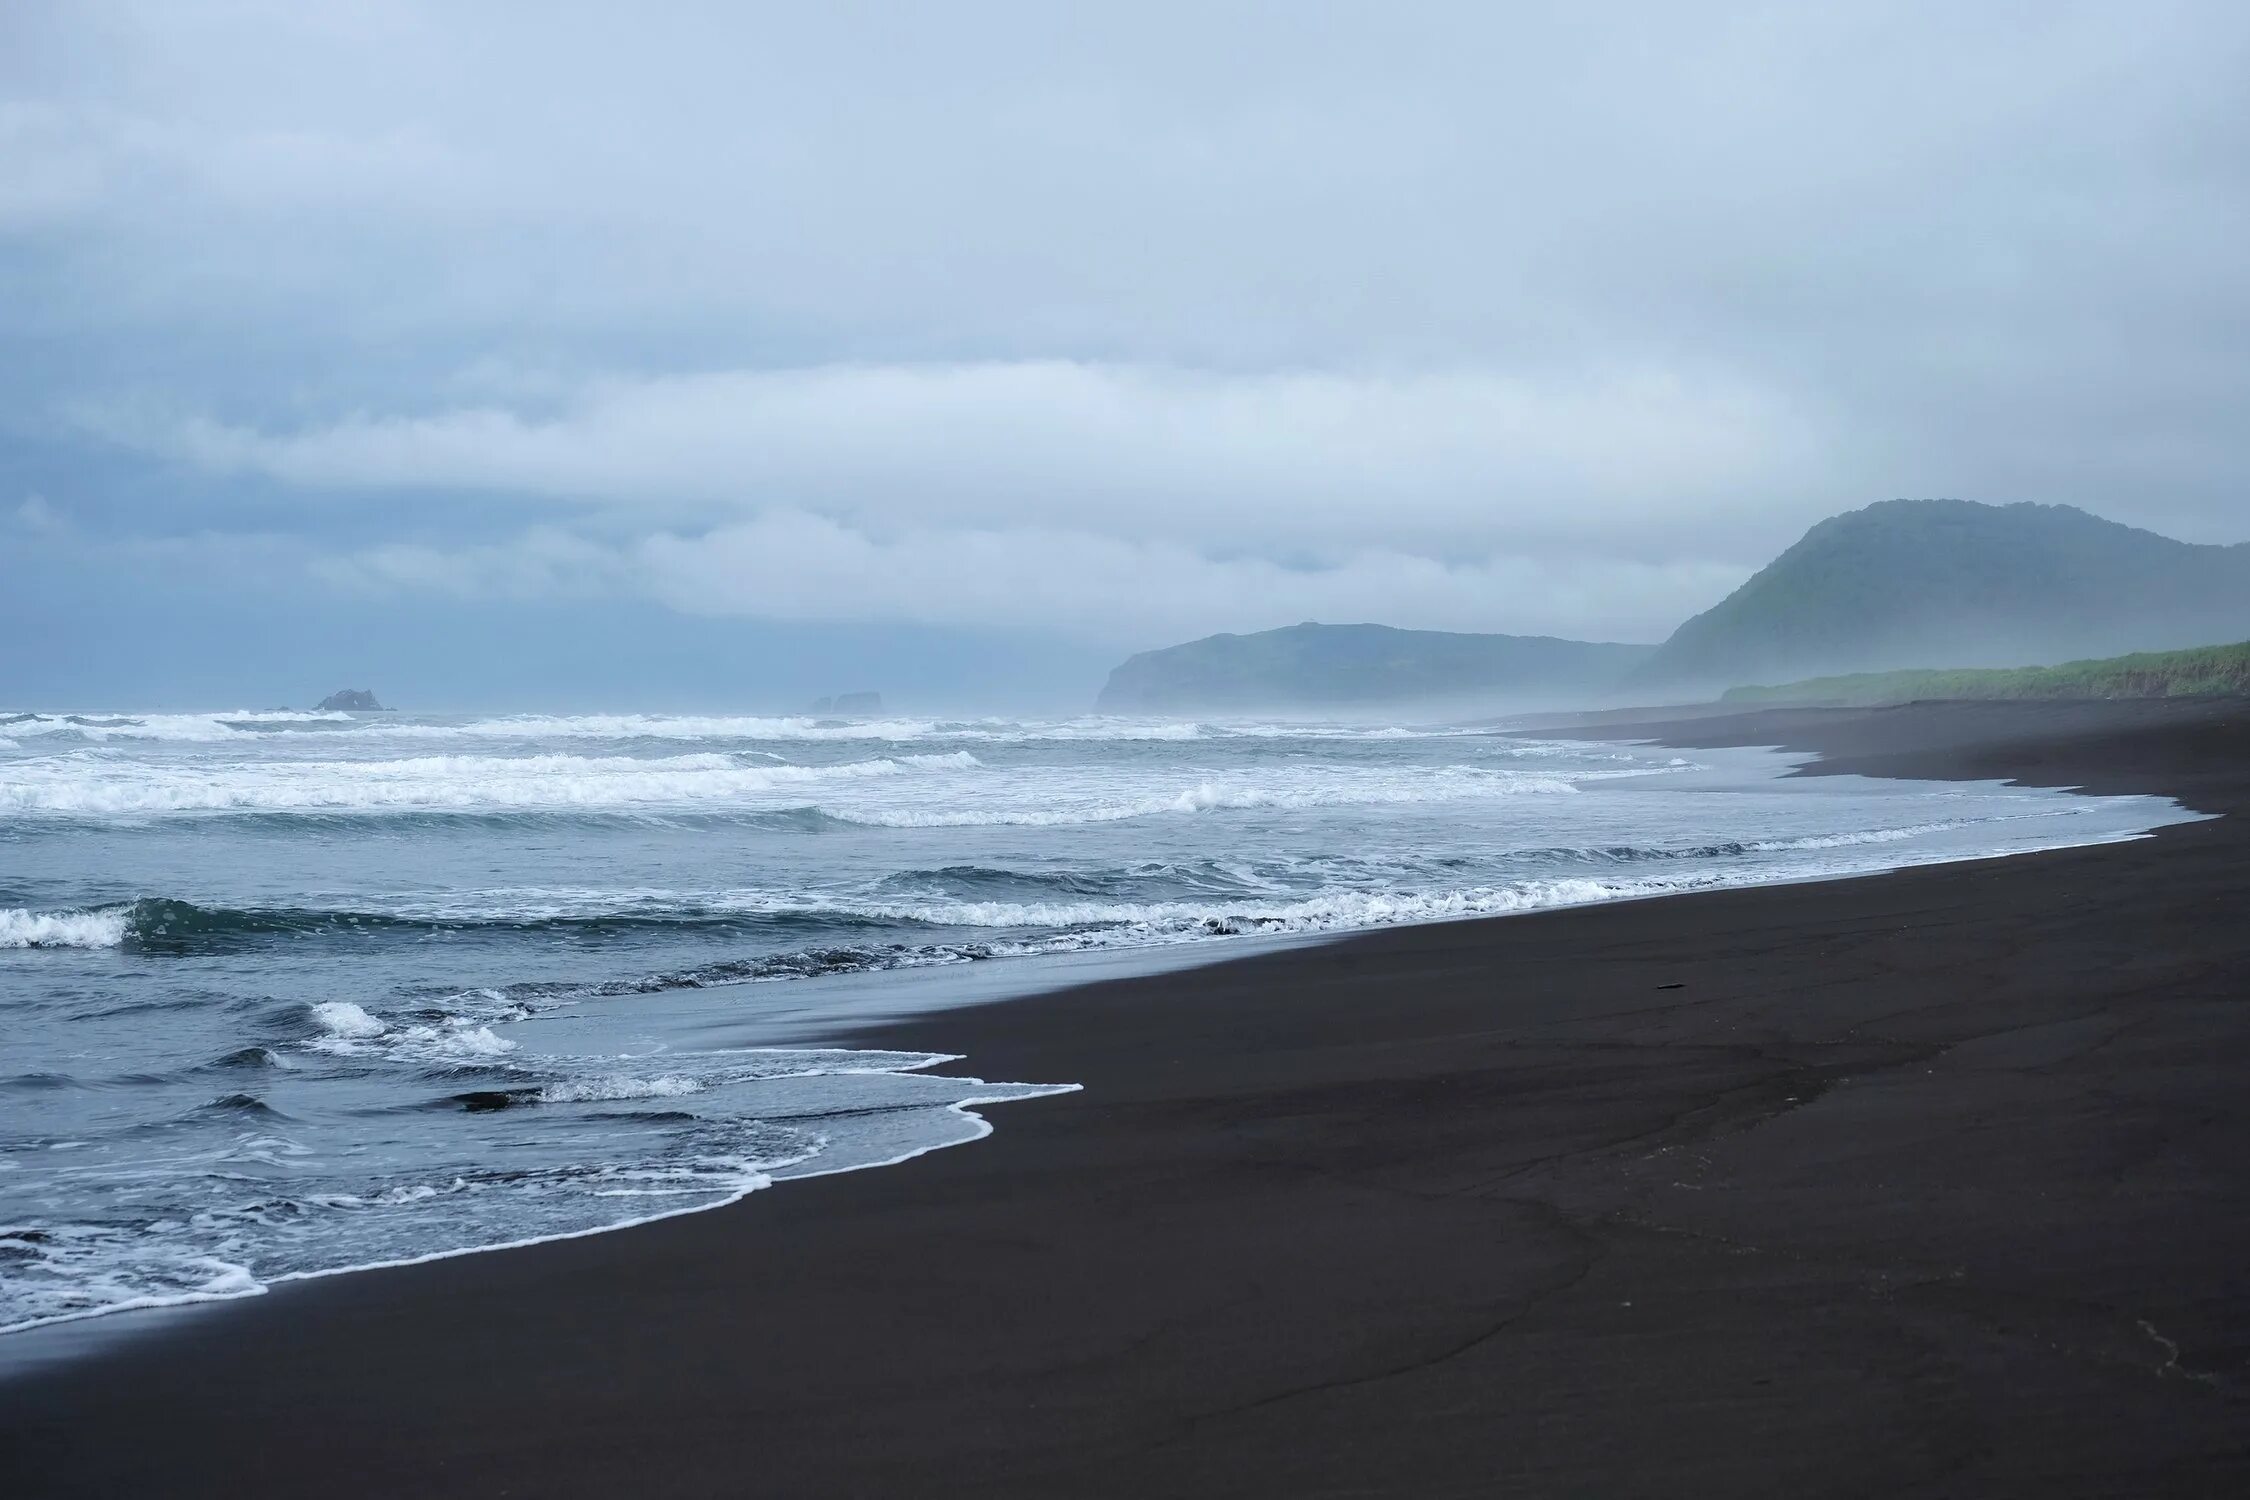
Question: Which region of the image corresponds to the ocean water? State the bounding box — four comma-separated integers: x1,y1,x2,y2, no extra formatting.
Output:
0,707,2195,1336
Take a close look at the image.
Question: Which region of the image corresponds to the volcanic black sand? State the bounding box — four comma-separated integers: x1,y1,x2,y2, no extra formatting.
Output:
6,699,2247,1497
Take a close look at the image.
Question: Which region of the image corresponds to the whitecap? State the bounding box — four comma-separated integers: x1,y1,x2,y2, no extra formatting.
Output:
537,1074,707,1103
0,906,130,949
0,748,983,818
308,1000,385,1038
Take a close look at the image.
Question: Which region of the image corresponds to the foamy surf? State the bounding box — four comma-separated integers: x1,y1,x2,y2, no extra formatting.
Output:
0,749,985,817
0,906,132,949
0,1007,1077,1337
0,708,1486,748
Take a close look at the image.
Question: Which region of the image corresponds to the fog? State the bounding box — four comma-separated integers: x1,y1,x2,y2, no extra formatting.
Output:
4,2,2247,707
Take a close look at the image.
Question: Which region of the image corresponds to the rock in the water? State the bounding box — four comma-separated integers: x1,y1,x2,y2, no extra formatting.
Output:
807,692,882,716
315,689,388,712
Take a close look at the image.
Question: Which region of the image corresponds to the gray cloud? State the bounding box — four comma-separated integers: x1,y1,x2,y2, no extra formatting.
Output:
6,0,2248,676
307,512,1745,645
153,361,1813,559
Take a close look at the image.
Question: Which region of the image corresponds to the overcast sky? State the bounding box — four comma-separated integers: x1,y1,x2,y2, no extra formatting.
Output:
4,1,2247,707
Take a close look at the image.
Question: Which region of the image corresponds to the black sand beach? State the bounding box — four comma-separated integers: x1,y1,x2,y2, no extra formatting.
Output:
6,699,2247,1497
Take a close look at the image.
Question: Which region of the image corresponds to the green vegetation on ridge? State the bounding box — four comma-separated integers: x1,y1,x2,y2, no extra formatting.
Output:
1636,500,2250,690
1723,641,2250,706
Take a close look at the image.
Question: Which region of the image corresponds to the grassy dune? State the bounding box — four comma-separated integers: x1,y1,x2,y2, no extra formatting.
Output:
1724,641,2250,706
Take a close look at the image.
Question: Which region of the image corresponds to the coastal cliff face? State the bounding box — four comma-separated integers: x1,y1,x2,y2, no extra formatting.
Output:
1095,623,1652,714
1635,499,2250,691
315,689,387,712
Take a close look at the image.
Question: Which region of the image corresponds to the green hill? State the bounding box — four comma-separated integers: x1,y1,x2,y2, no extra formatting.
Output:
1637,500,2250,691
1095,623,1652,714
1724,641,2250,706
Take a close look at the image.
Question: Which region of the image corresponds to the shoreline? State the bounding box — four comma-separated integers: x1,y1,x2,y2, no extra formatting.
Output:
6,698,2246,1496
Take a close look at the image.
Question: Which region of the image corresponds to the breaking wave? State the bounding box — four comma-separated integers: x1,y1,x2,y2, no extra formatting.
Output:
0,711,357,744
0,804,2099,959
0,906,133,950
0,709,1496,748
1,747,1612,825
0,750,983,817
818,772,1582,828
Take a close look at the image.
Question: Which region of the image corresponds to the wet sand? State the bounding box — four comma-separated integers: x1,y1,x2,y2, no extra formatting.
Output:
6,698,2247,1497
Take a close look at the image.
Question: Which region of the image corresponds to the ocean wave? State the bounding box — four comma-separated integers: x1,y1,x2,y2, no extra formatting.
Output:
305,999,518,1061
1,709,1512,747
537,1074,708,1103
0,894,907,955
9,710,1185,744
805,880,1662,935
0,711,357,743
308,1000,385,1038
434,878,1723,1003
0,906,132,949
0,801,2097,958
384,714,1501,744
3,752,1589,826
374,712,1214,743
818,772,1579,827
0,749,983,817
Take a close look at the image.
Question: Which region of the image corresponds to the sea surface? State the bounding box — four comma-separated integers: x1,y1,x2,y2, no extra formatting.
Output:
0,707,2195,1336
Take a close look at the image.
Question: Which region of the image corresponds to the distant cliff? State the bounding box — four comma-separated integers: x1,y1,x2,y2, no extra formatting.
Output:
1096,623,1652,714
1636,500,2250,691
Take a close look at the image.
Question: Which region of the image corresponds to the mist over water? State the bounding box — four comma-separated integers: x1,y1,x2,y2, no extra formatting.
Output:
0,708,2195,1335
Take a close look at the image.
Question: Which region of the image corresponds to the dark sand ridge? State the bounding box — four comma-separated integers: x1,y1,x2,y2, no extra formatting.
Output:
4,699,2246,1497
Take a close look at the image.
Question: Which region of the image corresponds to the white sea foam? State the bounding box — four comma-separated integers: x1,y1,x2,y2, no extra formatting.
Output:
407,1023,516,1058
0,906,130,949
4,709,1501,747
792,830,2150,948
1735,817,2075,851
538,1074,708,1103
0,1043,1077,1338
380,713,1202,743
403,714,1489,744
821,770,1580,827
1,711,356,743
0,749,983,816
308,1000,385,1038
810,879,1658,935
180,710,1192,743
305,1001,521,1061
1,745,1584,823
401,712,972,742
